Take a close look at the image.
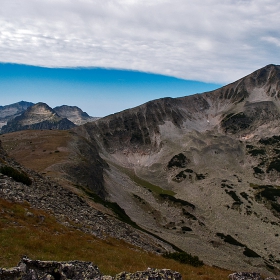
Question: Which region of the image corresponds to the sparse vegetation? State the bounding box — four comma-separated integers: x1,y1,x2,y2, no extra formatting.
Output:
243,247,260,258
196,173,206,180
111,163,175,196
0,165,32,186
216,233,244,247
221,112,252,133
255,185,280,203
182,209,197,220
267,159,280,172
159,194,195,209
253,166,264,174
225,190,242,204
246,144,254,149
75,185,181,251
240,192,249,201
181,226,192,232
248,149,265,156
75,184,139,227
259,135,280,145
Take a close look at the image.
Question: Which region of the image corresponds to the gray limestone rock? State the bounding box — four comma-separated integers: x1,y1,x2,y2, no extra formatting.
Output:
0,258,181,280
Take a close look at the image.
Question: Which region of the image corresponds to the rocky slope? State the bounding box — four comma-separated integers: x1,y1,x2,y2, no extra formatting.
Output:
0,138,173,253
1,102,76,133
0,101,34,130
54,105,98,125
2,64,280,276
70,64,280,275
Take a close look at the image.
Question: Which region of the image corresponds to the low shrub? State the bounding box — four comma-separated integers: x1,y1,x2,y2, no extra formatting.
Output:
248,149,265,156
253,166,264,174
0,165,32,186
167,153,189,169
163,252,204,267
243,247,260,258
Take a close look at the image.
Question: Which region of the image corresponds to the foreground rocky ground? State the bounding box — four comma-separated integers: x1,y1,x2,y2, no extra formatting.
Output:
0,257,279,280
0,257,182,280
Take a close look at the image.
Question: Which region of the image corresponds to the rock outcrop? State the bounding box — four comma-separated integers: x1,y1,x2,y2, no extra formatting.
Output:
54,105,98,125
0,257,181,280
228,272,279,280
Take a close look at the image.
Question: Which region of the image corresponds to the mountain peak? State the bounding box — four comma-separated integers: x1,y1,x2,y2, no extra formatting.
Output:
1,102,75,133
54,105,97,125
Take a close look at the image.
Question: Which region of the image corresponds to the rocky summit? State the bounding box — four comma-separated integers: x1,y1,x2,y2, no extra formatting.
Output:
1,64,280,277
0,102,97,134
1,102,76,133
54,105,98,125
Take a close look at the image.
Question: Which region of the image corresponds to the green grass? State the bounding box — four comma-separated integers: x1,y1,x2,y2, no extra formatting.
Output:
110,162,175,196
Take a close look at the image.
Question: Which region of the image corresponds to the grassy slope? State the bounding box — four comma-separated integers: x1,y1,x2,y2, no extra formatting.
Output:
0,198,231,280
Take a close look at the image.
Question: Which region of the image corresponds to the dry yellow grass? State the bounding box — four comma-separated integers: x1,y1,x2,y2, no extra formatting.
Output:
0,130,71,173
0,198,231,280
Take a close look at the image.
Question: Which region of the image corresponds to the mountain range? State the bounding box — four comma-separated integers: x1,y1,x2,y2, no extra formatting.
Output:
1,64,280,276
0,102,97,133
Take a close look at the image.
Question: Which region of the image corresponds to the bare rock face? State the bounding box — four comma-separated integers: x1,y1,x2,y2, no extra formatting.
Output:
54,105,98,125
0,257,182,280
0,101,34,130
1,102,76,133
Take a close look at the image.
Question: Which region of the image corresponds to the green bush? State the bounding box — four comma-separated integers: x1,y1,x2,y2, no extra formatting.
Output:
243,247,260,258
163,252,204,267
0,165,32,186
167,153,189,169
248,149,265,156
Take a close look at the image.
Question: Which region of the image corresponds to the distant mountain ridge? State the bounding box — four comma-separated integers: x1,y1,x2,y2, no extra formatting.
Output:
54,105,99,125
0,101,34,130
0,102,96,133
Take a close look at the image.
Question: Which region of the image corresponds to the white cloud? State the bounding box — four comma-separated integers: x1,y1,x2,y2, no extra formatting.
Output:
1,0,280,83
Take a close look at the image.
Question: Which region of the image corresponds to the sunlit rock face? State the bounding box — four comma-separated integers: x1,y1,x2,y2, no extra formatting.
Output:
1,102,76,133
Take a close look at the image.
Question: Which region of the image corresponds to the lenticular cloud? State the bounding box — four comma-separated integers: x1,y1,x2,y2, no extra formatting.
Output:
0,0,280,83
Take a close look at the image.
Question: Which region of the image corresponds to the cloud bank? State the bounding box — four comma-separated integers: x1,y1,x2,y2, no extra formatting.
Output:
1,0,280,83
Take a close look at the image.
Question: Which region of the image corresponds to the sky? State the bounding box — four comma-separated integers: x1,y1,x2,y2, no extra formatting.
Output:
1,0,280,116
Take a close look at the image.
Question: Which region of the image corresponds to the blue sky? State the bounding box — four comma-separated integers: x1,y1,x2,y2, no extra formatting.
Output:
0,63,222,117
1,0,280,116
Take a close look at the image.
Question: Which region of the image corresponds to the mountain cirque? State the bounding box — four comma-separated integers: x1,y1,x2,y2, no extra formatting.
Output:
1,64,280,276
